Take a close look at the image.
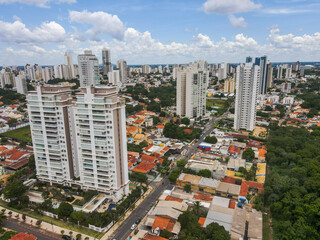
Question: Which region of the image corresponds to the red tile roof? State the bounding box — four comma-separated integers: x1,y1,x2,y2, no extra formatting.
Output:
141,154,158,162
228,145,241,154
198,217,206,227
132,161,156,173
143,234,168,240
165,196,183,203
221,176,237,184
9,232,37,240
229,201,236,209
240,180,264,197
0,148,19,157
194,192,213,202
152,216,175,232
0,146,7,152
144,144,154,152
8,151,31,161
6,158,29,170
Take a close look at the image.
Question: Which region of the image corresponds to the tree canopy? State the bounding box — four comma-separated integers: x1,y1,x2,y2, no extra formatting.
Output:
265,125,320,239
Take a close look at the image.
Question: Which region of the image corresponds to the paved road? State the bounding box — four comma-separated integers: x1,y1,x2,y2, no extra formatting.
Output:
109,178,171,240
184,113,228,160
3,218,61,240
110,113,228,240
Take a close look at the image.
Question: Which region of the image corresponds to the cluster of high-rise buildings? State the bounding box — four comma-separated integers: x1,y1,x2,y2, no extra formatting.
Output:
27,84,129,200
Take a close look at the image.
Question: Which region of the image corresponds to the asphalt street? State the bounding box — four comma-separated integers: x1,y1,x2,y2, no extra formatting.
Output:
2,218,61,240
109,178,171,240
110,114,227,240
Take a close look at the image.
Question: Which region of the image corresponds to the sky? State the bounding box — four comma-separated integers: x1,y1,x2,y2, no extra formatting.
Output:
0,0,320,65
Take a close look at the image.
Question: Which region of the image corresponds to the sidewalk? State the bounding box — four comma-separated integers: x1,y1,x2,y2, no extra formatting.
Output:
101,185,153,240
0,206,97,240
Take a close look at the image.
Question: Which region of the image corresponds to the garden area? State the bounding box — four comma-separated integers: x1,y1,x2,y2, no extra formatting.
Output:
206,99,233,116
1,126,32,143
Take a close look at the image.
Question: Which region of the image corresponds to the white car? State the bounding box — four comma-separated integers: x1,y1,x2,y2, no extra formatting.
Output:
131,223,137,230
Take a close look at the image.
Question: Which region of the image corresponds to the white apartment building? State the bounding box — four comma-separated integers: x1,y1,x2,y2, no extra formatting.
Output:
234,62,260,131
117,59,128,84
42,67,54,82
65,52,76,79
15,75,27,95
281,82,291,93
108,70,121,86
27,85,78,185
74,86,129,200
176,62,208,118
78,50,100,87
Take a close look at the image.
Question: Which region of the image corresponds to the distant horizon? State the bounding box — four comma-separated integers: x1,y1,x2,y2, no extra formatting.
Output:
1,0,320,65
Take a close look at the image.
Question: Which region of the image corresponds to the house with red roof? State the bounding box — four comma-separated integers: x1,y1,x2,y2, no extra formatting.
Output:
9,232,37,240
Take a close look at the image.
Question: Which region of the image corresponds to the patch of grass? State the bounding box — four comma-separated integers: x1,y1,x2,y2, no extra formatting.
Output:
0,200,103,239
263,213,271,240
0,231,18,240
206,99,233,116
1,126,32,143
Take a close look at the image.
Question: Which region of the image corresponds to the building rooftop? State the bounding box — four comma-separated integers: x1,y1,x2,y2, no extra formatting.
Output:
132,161,156,173
178,173,202,185
248,211,263,239
211,196,230,208
9,232,37,240
216,182,241,196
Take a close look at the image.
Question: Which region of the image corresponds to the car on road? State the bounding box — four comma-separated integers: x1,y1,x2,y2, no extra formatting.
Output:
62,235,71,240
131,223,137,230
135,218,142,224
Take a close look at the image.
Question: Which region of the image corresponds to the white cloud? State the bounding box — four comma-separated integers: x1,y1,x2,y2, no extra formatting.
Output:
263,8,312,14
228,15,248,28
0,0,76,8
0,19,66,44
203,0,261,14
69,10,126,40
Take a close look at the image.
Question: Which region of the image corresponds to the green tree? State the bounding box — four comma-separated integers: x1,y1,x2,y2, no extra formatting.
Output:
152,116,161,125
1,137,8,144
160,229,171,239
168,170,180,183
3,181,27,201
7,118,17,126
205,222,230,240
177,159,187,168
198,169,212,178
205,136,217,144
184,184,191,193
57,202,74,218
181,117,190,125
242,147,255,161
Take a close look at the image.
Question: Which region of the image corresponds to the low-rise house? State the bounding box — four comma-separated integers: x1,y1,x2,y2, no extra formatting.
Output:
227,159,245,172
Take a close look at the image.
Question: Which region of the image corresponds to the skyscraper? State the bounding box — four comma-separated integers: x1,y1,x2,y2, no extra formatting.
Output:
27,85,78,185
74,86,129,200
117,59,128,84
64,52,75,78
234,62,260,131
28,85,129,200
266,63,273,89
15,75,27,95
102,48,112,75
176,61,208,118
78,50,100,87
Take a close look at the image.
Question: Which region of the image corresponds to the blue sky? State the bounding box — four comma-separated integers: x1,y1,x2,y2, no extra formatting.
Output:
0,0,319,65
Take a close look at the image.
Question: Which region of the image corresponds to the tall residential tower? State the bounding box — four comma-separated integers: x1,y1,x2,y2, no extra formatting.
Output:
234,62,260,131
102,48,112,75
78,50,100,87
176,61,208,118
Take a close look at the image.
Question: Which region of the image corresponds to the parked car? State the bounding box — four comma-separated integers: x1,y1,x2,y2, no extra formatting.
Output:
62,235,71,240
131,223,137,230
135,218,142,224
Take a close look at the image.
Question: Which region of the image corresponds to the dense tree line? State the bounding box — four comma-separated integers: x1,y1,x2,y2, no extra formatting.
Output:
0,89,25,105
265,125,320,239
163,122,202,142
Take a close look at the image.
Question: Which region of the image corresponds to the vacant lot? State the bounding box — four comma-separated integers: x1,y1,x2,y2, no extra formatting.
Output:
207,99,232,116
2,126,32,143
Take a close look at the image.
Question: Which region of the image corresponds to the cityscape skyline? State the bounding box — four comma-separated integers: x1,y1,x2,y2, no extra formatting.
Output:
0,0,320,65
